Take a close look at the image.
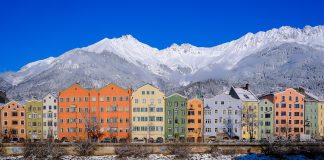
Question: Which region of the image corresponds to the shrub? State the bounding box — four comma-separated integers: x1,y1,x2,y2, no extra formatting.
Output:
115,144,151,159
23,142,65,159
74,141,96,156
167,144,191,159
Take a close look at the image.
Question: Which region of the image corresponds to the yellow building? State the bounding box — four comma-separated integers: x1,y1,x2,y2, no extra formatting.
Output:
229,85,259,140
131,84,165,143
318,101,324,138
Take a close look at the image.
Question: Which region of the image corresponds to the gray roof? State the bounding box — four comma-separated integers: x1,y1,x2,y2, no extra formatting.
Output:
305,91,320,101
232,87,258,102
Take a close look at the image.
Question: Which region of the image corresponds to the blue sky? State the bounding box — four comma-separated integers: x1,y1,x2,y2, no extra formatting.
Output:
0,0,323,72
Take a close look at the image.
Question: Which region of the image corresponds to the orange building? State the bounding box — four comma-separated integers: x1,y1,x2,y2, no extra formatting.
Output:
58,83,131,142
0,101,26,142
261,88,305,140
187,98,204,142
98,83,132,143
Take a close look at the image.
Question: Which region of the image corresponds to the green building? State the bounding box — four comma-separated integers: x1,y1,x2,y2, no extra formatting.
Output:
296,88,320,139
26,99,43,142
165,93,187,142
258,99,274,140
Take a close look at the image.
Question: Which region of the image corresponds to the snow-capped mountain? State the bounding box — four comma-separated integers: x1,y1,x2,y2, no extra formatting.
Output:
1,25,324,101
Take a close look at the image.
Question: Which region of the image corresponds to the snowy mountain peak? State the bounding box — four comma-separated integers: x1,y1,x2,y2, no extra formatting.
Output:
20,57,56,72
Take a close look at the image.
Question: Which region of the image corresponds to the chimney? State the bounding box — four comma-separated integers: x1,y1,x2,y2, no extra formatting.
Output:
244,84,249,90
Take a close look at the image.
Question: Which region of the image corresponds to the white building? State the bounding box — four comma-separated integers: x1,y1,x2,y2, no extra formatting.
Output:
42,93,58,140
204,93,243,140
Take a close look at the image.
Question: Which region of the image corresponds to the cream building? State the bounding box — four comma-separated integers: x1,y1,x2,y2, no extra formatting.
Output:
229,85,259,140
42,93,58,140
131,84,165,142
318,101,324,138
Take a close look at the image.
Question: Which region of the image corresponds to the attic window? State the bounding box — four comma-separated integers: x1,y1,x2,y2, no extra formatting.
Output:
244,95,250,99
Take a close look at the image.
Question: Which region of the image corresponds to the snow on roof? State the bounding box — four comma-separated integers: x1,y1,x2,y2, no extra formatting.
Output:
305,91,320,101
166,93,187,99
233,87,258,102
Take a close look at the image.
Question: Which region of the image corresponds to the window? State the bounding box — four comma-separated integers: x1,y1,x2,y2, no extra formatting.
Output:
265,114,271,118
205,119,211,124
281,103,286,108
205,128,211,132
113,96,116,102
156,108,163,112
92,96,96,102
21,112,24,116
221,101,224,105
294,120,299,124
106,96,110,102
4,112,7,117
281,120,286,124
294,104,300,108
119,96,123,101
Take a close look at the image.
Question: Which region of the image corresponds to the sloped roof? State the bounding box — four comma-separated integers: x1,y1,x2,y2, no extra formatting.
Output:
166,93,187,99
232,87,258,102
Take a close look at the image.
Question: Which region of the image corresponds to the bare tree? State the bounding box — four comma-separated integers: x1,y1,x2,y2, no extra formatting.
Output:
224,115,235,139
81,112,103,142
242,106,259,141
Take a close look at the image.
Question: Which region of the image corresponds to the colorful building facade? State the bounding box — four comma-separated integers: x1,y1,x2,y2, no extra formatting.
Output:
98,83,132,143
131,84,165,142
319,101,324,138
58,83,132,142
229,85,259,140
204,93,242,141
26,99,43,142
165,93,187,142
258,99,274,140
262,88,305,140
42,93,58,140
58,83,93,142
187,98,204,143
0,101,26,142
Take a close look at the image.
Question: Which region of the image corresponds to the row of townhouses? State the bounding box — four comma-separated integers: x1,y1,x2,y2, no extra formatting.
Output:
0,83,323,143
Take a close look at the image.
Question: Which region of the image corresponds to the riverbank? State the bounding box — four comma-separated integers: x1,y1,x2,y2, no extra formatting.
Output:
1,154,323,160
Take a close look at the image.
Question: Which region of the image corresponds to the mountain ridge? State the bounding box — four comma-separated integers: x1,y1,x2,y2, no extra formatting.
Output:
1,25,324,101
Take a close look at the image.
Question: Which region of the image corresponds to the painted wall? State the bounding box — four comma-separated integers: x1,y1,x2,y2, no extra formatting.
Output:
318,102,324,138
305,101,318,138
165,93,187,142
187,98,204,142
131,84,165,142
26,99,43,141
258,99,274,140
58,84,90,141
273,88,305,140
42,93,58,140
241,101,259,140
204,94,242,140
98,83,132,142
0,101,26,142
